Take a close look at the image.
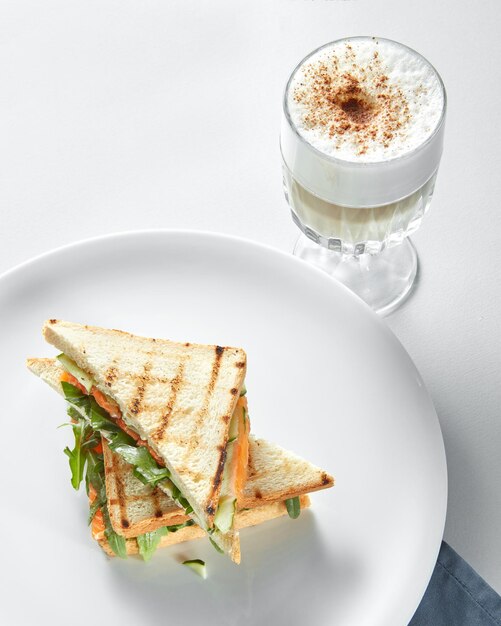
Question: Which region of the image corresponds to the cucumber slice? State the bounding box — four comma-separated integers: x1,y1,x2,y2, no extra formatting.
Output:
227,406,240,443
214,495,236,533
182,559,207,579
57,353,94,392
239,382,247,396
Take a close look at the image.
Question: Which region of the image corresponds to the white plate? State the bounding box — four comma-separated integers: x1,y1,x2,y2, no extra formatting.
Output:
0,231,446,626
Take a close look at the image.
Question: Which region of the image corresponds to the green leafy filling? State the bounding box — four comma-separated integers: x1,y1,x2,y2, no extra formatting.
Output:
60,380,196,559
64,415,93,490
84,448,127,558
136,520,194,562
62,382,189,505
136,527,168,561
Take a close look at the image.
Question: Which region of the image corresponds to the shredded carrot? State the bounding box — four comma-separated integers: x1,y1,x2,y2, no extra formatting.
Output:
93,440,103,455
88,483,97,503
115,417,139,442
91,508,106,540
91,388,121,418
234,397,250,504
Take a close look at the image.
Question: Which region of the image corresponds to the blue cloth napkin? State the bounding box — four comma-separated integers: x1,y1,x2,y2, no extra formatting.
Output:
410,542,501,625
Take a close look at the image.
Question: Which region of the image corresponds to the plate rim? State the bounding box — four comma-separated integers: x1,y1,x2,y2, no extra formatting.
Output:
0,228,448,623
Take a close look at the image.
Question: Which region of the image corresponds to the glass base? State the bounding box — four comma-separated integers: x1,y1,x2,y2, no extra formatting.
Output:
293,234,418,316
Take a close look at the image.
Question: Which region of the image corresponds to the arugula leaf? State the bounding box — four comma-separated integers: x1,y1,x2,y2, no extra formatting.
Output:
170,483,181,499
106,526,128,559
64,445,84,490
67,406,83,422
109,440,171,486
101,500,127,559
85,450,105,494
137,527,169,561
81,430,101,452
285,496,301,519
166,520,194,533
64,417,91,490
133,465,171,486
87,398,122,433
158,480,195,517
112,441,156,466
61,411,127,560
62,385,194,519
61,381,90,408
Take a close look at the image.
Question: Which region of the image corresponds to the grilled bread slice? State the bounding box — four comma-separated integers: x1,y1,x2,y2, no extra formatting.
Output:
242,438,334,508
27,357,64,393
103,439,187,538
37,320,246,558
102,436,333,538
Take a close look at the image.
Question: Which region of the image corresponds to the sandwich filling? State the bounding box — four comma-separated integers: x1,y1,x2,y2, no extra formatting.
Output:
84,436,195,560
57,354,249,553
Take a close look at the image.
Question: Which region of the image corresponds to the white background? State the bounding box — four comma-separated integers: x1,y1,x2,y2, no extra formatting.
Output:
1,0,500,595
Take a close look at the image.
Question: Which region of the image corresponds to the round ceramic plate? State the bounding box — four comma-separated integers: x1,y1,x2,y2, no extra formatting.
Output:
0,231,446,626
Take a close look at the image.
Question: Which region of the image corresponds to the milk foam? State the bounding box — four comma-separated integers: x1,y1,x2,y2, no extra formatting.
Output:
287,38,444,163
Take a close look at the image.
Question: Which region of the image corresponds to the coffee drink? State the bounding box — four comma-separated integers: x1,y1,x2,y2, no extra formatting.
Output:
281,37,446,254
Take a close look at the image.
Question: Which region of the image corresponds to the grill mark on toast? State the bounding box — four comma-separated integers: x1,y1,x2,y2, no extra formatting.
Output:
151,360,186,442
104,366,118,388
182,468,206,483
110,451,130,530
197,346,224,427
182,346,226,502
321,472,332,486
205,444,227,516
128,363,152,416
152,488,164,518
247,451,256,477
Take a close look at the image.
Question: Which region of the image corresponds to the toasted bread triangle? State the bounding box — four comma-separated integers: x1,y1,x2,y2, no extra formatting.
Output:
28,350,244,561
102,435,333,538
40,320,246,534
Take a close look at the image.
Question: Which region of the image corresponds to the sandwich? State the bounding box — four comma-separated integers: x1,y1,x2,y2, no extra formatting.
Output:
27,320,334,563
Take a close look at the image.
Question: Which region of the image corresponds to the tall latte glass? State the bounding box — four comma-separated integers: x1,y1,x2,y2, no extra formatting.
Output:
281,37,446,314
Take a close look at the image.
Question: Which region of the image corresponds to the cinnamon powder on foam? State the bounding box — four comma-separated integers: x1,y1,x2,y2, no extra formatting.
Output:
292,44,413,156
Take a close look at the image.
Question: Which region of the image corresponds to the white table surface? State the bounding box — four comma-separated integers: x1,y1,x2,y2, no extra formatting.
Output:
1,0,500,597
